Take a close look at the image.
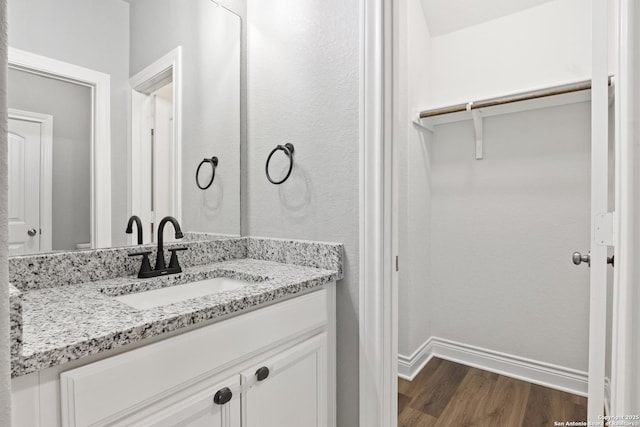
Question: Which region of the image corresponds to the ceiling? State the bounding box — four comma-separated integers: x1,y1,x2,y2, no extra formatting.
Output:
420,0,557,36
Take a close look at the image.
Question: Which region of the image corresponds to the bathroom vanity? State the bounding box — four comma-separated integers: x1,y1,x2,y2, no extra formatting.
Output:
10,237,342,427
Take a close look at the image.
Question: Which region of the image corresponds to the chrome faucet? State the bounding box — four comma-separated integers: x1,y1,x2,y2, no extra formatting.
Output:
128,216,187,279
125,215,143,245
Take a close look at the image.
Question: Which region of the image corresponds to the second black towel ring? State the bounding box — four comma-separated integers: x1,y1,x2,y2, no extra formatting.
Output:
196,157,218,190
265,143,295,185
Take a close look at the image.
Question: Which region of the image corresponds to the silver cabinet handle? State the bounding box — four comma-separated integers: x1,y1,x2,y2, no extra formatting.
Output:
27,228,37,237
572,252,590,266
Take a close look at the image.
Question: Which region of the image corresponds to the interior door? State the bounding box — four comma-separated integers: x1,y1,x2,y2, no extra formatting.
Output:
7,117,42,255
152,84,175,244
133,83,174,245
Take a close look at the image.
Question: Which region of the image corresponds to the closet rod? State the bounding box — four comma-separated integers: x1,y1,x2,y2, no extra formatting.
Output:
418,77,613,119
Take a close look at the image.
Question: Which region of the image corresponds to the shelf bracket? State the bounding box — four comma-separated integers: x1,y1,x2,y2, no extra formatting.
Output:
470,106,483,160
412,110,434,133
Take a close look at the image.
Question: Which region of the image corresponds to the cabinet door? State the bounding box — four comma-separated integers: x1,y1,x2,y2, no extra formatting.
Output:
241,333,327,427
118,375,241,427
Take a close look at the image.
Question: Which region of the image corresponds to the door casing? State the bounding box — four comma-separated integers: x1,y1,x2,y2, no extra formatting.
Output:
358,0,635,425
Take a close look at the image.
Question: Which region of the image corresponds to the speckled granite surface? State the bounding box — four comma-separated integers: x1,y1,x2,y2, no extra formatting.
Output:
9,284,22,365
12,259,340,377
9,237,344,378
9,238,246,291
9,236,342,292
246,237,343,277
182,231,238,241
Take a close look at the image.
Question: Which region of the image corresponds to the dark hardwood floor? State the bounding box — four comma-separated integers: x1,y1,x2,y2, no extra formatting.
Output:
398,358,587,427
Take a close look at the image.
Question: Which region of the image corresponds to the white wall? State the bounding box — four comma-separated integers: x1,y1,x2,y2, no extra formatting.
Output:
419,0,558,36
428,103,591,370
7,0,130,246
629,3,640,412
425,0,592,108
397,0,435,358
0,1,11,423
245,1,360,425
399,0,595,372
8,69,92,251
129,0,241,236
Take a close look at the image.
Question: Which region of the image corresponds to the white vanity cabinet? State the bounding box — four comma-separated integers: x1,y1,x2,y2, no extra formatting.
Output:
241,333,328,427
102,334,327,427
12,285,336,427
120,374,242,427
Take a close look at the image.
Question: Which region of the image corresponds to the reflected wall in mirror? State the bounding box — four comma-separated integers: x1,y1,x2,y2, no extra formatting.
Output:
7,0,242,255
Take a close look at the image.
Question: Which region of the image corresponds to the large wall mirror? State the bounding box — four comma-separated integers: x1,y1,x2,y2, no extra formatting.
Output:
7,0,242,255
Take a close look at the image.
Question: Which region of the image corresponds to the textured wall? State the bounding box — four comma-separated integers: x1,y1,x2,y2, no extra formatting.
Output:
0,0,11,423
7,0,130,246
245,1,360,425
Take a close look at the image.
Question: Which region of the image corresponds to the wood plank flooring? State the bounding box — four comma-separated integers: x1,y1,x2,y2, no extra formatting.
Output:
398,358,587,427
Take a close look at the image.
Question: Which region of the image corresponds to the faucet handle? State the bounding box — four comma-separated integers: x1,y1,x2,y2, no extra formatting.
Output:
128,251,153,277
168,247,188,270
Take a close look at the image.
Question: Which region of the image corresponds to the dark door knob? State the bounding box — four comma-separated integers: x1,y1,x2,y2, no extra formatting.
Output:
213,387,232,405
255,366,270,381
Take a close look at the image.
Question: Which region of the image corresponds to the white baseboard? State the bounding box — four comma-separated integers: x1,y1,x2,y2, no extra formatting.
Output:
398,337,588,397
398,338,433,381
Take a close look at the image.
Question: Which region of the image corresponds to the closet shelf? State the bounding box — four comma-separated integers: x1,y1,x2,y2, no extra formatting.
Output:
415,77,614,126
413,77,614,160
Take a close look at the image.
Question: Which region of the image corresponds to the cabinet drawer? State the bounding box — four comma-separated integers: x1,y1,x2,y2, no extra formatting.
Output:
60,289,328,426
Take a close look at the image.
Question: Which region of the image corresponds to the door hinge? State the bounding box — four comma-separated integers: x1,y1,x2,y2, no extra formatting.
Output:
595,212,615,246
395,256,399,272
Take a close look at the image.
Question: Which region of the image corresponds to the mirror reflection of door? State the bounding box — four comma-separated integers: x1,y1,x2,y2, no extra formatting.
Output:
8,69,92,253
137,81,175,244
7,112,51,255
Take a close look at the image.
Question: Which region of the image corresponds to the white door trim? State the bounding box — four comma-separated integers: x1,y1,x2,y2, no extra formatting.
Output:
359,0,396,426
8,47,112,248
129,47,183,232
587,0,610,420
611,0,639,415
8,109,53,252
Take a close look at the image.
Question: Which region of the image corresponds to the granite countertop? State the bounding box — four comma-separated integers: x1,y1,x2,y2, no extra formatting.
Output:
13,258,340,377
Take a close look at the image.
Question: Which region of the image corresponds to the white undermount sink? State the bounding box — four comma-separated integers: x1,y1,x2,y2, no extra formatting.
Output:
114,277,253,310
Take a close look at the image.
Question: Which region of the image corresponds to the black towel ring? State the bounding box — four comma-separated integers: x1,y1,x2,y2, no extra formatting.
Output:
265,143,295,185
196,157,218,190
